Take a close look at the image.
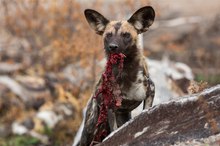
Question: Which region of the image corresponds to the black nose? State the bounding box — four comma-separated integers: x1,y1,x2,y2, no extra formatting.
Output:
109,44,118,51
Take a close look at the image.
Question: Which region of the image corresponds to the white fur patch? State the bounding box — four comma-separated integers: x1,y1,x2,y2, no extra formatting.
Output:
144,96,153,108
36,110,62,128
97,22,105,31
90,21,105,32
124,71,146,101
134,21,143,30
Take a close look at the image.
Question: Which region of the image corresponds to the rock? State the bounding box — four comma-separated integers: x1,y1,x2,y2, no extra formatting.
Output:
36,110,63,129
99,85,220,146
147,57,194,105
21,118,35,130
132,58,194,118
0,124,11,138
15,75,46,91
0,62,23,73
172,133,220,146
12,122,28,135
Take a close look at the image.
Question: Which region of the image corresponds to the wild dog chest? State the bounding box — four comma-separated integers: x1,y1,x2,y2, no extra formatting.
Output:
119,68,154,111
120,69,150,99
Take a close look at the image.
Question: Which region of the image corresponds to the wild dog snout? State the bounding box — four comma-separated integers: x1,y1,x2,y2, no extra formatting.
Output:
108,43,119,52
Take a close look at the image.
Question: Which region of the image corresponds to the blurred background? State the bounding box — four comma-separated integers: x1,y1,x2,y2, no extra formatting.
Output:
0,0,219,146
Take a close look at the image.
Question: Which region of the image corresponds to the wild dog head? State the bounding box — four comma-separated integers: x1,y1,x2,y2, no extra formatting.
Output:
84,6,155,56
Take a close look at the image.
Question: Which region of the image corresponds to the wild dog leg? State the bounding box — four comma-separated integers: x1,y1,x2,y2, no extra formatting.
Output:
115,111,131,127
143,76,155,109
80,98,98,146
107,109,118,131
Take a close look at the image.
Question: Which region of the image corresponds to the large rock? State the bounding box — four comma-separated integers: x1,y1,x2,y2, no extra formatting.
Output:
99,85,220,146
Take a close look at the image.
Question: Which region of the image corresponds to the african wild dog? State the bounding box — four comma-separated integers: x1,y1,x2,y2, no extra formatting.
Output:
79,6,155,146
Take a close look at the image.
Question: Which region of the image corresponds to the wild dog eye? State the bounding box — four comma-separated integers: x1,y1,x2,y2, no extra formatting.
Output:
122,32,131,39
106,33,112,39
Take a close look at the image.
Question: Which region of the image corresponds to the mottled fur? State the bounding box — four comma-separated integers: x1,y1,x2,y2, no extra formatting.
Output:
79,6,155,146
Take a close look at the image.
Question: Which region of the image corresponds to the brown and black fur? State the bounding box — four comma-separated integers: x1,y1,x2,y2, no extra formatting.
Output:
79,6,155,146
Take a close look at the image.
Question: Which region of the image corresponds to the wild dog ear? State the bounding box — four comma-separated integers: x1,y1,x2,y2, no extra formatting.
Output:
128,6,155,34
84,9,109,35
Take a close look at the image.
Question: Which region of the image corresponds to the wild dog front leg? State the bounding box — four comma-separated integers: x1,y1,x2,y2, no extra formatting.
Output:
141,57,155,109
115,111,131,127
115,100,141,128
80,98,98,146
107,109,118,131
143,76,155,109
